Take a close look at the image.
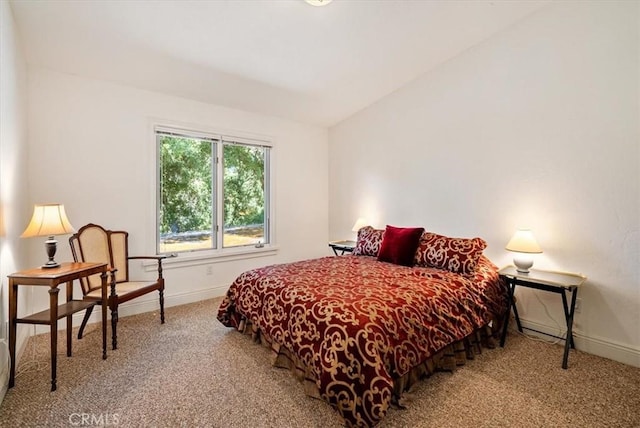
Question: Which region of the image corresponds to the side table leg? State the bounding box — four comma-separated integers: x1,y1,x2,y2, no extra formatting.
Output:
500,280,514,347
49,287,60,391
66,280,73,357
561,288,578,369
8,280,17,388
512,294,523,333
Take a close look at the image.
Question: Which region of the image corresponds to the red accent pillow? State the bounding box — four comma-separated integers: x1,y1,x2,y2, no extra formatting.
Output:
414,232,487,275
353,226,385,256
377,225,425,266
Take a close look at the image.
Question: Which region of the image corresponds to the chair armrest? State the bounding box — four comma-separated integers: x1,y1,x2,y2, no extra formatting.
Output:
128,255,168,261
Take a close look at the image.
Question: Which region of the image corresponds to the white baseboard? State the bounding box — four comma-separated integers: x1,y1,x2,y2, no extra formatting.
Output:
518,317,640,368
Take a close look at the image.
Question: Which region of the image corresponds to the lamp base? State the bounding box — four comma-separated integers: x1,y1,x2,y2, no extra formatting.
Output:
42,237,60,269
41,261,61,269
513,254,533,273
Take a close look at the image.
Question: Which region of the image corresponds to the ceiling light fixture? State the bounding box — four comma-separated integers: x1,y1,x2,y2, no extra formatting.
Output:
305,0,333,6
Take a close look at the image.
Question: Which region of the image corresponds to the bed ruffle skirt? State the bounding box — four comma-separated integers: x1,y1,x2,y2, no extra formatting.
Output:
232,314,504,418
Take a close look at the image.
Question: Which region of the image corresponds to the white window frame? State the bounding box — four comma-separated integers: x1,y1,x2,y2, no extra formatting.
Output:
150,123,277,269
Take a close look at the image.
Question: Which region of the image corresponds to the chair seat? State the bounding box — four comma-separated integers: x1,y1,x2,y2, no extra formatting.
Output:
86,281,159,299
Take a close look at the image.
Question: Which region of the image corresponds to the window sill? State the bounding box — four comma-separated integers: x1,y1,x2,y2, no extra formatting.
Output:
141,245,279,271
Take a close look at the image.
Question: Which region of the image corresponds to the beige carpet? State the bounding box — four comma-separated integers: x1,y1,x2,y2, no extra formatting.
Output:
1,297,639,427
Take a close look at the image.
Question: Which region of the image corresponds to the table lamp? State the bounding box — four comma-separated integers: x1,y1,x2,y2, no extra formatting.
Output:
505,228,542,273
21,204,76,268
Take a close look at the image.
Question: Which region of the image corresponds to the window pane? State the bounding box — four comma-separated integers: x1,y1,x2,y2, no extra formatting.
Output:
158,135,214,253
223,144,267,248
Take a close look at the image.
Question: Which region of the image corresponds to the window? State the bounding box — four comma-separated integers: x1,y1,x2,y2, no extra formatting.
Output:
156,127,271,255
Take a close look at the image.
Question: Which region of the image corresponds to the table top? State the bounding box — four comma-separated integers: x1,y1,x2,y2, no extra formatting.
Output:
329,240,357,248
8,262,108,280
499,265,587,288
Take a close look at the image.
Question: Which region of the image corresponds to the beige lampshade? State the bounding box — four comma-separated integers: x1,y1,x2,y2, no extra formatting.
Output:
351,218,369,233
21,204,76,238
505,229,542,254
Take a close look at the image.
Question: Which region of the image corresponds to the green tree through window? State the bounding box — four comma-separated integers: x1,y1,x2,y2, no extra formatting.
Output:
224,144,265,232
157,128,270,254
159,136,213,236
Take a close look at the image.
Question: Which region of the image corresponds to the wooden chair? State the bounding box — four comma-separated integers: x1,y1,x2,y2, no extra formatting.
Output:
69,223,166,350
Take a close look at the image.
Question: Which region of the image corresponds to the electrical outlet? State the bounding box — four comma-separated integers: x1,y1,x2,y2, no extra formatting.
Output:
206,265,213,276
574,298,582,314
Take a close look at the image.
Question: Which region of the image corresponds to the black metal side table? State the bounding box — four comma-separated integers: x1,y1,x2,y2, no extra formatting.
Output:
499,265,587,369
328,240,356,255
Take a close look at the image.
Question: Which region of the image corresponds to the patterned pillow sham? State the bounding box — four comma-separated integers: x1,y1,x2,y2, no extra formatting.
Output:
414,232,487,275
353,226,384,257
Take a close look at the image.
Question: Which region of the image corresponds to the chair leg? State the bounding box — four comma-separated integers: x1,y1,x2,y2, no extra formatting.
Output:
110,305,118,350
77,305,94,340
159,288,165,324
108,272,118,350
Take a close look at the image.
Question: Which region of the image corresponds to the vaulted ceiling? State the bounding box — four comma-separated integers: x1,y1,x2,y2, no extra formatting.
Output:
10,0,547,127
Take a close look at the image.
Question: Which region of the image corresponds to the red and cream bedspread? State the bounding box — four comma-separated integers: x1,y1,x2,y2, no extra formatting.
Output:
217,255,507,427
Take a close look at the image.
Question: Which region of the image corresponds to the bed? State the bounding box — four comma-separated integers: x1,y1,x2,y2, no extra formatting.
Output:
217,226,508,427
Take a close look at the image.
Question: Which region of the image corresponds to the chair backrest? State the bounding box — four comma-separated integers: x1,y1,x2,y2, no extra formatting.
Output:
70,223,130,294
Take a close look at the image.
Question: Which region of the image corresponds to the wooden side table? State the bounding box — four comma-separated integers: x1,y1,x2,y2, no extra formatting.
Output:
8,262,109,391
329,240,356,255
499,265,587,369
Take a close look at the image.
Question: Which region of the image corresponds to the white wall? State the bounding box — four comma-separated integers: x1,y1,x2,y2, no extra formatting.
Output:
0,0,31,399
26,67,329,321
329,1,639,366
